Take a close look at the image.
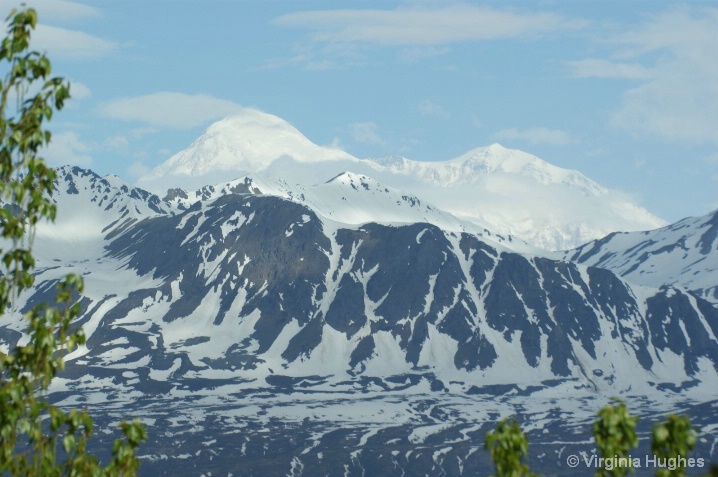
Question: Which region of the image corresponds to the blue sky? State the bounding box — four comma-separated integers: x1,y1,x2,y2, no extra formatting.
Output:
3,0,717,222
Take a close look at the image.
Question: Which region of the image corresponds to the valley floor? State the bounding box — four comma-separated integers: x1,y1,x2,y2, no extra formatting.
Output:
50,376,718,477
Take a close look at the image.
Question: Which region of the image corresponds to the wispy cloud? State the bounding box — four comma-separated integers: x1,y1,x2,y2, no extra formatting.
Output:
5,0,100,21
572,6,718,146
418,100,449,119
351,121,385,146
127,161,150,181
31,24,117,59
256,41,369,71
493,127,574,146
567,59,653,79
43,131,93,166
270,4,584,69
398,46,449,64
104,135,129,151
2,2,117,59
69,81,91,100
274,5,584,46
100,92,245,129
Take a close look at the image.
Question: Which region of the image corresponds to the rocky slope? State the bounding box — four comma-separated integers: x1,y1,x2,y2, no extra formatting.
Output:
1,166,714,476
560,208,718,304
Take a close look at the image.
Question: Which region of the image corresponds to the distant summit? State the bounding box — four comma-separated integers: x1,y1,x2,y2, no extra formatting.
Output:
369,143,605,195
361,143,667,250
137,109,356,192
137,112,667,250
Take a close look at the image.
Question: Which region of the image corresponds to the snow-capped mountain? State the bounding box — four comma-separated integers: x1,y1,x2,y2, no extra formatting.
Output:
2,167,716,476
31,166,170,263
162,171,532,253
137,110,357,192
366,144,666,250
370,145,604,192
75,192,717,388
560,208,718,304
137,111,665,250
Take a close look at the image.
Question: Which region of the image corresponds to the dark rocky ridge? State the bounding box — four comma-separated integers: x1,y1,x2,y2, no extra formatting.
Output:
2,166,717,476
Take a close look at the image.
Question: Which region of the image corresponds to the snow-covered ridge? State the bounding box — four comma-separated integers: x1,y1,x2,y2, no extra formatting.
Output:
37,166,716,307
369,143,605,195
136,111,666,251
164,170,534,253
364,144,667,250
12,182,717,392
2,163,716,475
559,207,718,304
31,166,171,263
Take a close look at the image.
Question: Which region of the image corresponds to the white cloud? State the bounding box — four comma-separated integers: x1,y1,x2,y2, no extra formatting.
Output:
326,137,344,150
274,5,584,46
567,59,653,79
33,24,117,59
256,41,366,71
398,46,449,63
351,121,385,146
575,6,718,146
43,131,93,166
69,81,91,100
613,75,718,145
130,127,158,138
269,5,583,69
1,2,115,60
127,161,150,181
3,0,100,22
104,135,129,151
493,127,574,146
100,92,246,129
418,99,449,119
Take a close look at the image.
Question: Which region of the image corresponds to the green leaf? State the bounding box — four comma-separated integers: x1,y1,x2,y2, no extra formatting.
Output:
63,434,75,454
0,7,146,476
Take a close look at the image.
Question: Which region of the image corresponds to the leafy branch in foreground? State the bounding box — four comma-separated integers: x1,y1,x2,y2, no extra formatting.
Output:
486,401,711,477
0,7,145,476
593,400,638,477
485,418,537,477
652,414,697,477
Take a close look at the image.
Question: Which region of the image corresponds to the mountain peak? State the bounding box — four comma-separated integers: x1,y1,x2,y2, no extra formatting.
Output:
486,142,508,151
137,110,356,192
134,108,666,250
453,143,549,175
203,109,302,140
325,171,373,185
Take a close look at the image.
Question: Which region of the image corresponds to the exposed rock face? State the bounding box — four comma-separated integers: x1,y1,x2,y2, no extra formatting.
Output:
1,166,715,477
